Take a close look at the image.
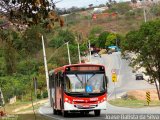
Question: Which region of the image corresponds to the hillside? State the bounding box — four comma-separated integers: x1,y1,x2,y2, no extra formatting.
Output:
62,6,157,38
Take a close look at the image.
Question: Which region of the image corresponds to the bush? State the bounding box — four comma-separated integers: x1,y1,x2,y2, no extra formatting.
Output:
109,2,132,15
125,10,135,19
43,91,48,98
121,94,137,100
37,93,42,99
49,29,75,48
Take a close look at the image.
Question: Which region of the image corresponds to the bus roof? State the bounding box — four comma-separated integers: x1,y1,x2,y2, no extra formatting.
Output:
64,63,104,67
51,64,105,73
49,70,54,75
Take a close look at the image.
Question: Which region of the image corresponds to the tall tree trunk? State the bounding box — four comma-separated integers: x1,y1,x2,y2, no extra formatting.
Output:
158,80,160,101
154,79,160,100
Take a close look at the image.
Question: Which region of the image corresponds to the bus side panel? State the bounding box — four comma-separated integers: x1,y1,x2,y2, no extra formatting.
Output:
55,87,62,110
54,86,57,109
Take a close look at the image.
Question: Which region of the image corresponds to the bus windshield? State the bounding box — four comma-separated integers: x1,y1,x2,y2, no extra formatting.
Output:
65,74,106,93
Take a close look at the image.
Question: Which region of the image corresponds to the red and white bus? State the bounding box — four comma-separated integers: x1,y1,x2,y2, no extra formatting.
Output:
49,64,108,117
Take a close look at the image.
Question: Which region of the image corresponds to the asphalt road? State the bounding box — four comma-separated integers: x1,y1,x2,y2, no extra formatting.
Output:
93,52,155,99
39,52,159,120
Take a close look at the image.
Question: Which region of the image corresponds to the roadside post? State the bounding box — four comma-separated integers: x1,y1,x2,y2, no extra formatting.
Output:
112,72,117,99
33,77,38,101
146,91,151,106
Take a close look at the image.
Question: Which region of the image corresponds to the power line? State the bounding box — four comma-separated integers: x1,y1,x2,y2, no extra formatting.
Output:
48,42,68,62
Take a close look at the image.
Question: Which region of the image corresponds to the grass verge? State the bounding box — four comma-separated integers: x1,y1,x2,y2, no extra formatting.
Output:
0,99,53,120
109,99,160,108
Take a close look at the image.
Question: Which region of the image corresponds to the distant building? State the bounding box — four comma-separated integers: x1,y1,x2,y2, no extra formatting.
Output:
93,7,108,14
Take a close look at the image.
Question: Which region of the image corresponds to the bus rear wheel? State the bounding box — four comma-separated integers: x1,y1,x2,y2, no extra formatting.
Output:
94,110,100,116
53,109,57,115
62,110,68,117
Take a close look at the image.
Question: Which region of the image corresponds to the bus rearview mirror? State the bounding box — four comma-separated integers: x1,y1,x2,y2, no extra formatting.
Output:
105,76,109,84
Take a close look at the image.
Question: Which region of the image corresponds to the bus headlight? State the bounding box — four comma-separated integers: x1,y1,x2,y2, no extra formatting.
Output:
65,98,68,102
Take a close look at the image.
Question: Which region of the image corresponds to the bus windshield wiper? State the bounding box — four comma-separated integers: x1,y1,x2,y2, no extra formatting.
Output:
75,74,83,85
87,73,95,82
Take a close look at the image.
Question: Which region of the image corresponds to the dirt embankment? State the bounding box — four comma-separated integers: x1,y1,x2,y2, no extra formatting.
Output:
127,89,159,101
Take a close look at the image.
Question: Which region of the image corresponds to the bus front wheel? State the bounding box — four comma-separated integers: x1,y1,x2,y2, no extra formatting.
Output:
62,110,68,117
94,110,100,116
80,111,89,116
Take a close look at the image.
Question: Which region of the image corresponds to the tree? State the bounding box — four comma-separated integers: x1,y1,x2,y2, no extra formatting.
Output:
0,75,30,101
89,26,103,47
58,29,75,44
105,33,117,47
150,4,160,16
49,29,75,48
0,29,18,75
98,31,110,48
22,25,44,54
109,2,132,15
122,19,160,100
37,73,46,98
0,0,64,28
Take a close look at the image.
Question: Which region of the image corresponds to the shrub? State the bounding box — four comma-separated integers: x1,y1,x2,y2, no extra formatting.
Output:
37,93,42,99
43,90,48,98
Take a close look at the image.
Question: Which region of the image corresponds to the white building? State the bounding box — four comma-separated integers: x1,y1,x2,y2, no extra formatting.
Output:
93,7,108,14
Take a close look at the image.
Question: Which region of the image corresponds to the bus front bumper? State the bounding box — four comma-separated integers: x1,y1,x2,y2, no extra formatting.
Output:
64,101,107,111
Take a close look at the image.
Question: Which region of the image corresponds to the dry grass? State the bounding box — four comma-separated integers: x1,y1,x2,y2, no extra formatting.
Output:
69,13,145,37
109,89,160,108
127,89,159,101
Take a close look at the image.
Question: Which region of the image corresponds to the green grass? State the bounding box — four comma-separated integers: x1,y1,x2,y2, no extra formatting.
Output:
19,103,42,112
0,99,52,120
109,99,160,108
17,114,52,120
1,99,45,113
1,101,32,114
1,114,52,120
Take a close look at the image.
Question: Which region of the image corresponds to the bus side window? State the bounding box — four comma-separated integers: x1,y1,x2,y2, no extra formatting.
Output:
105,75,108,92
66,76,71,92
58,72,61,87
55,73,58,87
49,74,54,88
49,75,52,89
60,73,64,87
52,74,54,88
53,74,56,88
105,76,109,85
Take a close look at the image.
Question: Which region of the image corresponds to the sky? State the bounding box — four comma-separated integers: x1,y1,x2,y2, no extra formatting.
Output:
55,0,109,9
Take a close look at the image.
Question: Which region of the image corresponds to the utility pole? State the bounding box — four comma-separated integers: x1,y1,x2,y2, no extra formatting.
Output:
33,77,37,101
116,37,118,47
0,87,5,113
143,0,147,23
42,35,51,106
76,36,81,63
77,42,81,63
66,42,71,65
89,40,91,62
143,7,147,23
0,88,4,105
